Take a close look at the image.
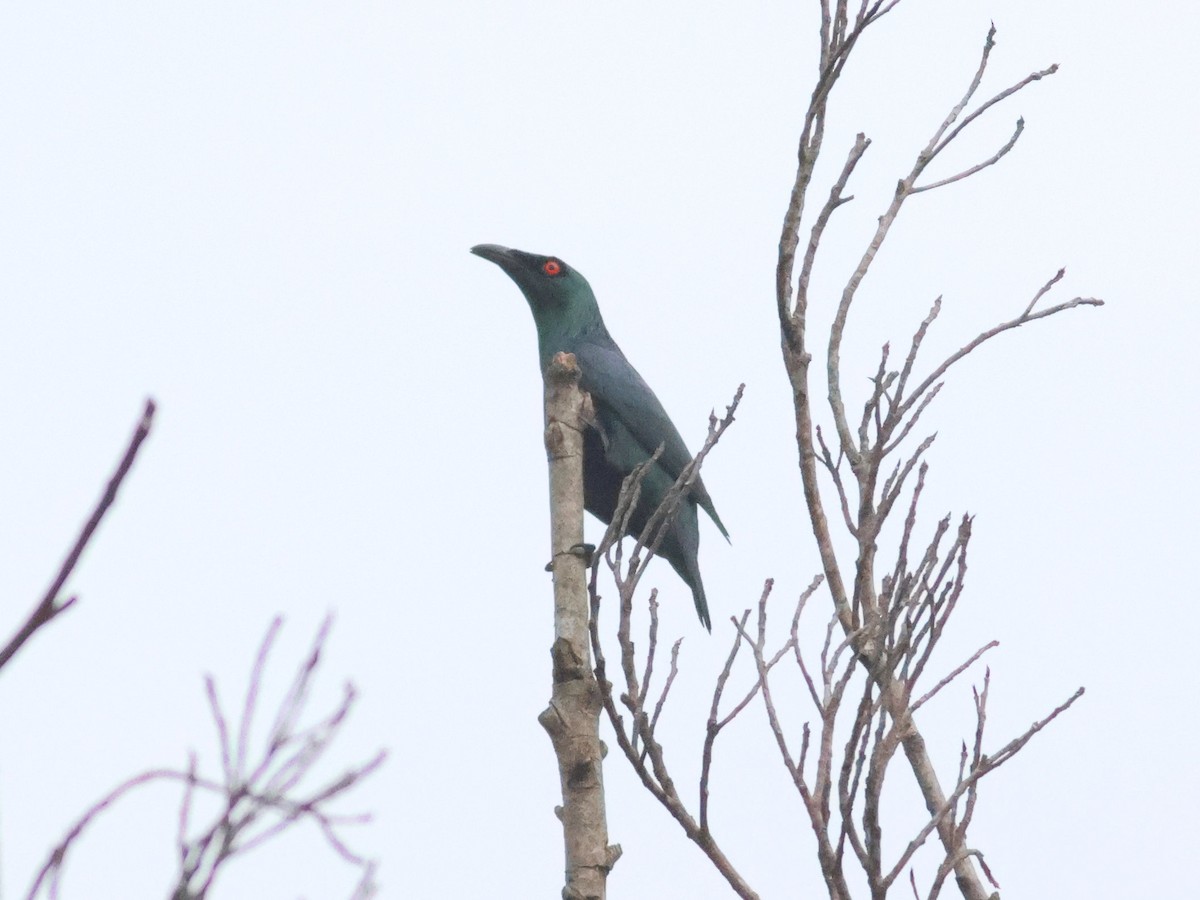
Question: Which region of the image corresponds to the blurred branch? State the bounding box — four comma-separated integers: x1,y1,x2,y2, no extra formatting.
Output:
24,617,384,900
0,398,156,673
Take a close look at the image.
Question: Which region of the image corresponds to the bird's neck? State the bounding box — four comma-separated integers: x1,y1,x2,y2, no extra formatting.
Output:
536,317,611,369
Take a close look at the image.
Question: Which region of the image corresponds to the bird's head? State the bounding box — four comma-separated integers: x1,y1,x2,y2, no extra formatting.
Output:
471,244,605,357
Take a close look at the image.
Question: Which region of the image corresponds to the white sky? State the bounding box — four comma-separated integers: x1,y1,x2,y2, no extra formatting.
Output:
1,1,1196,897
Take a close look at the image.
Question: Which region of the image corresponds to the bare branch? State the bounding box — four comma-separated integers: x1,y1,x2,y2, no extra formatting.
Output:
27,769,179,900
816,424,857,536
733,610,799,785
881,386,941,461
902,271,1104,415
633,386,744,566
877,435,937,524
638,592,662,713
27,619,382,900
237,617,284,777
700,605,755,833
647,637,683,746
588,391,757,898
858,342,893,454
204,675,234,790
932,64,1058,162
894,296,941,405
981,685,1086,770
1023,267,1066,317
882,683,1085,889
836,681,877,870
796,133,873,346
912,117,1024,194
0,398,156,673
911,641,999,712
925,24,998,152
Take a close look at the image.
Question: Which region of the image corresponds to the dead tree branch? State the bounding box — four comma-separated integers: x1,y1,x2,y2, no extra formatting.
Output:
25,617,383,900
537,351,620,900
0,398,156,673
588,388,758,900
578,8,1094,900
770,9,1095,899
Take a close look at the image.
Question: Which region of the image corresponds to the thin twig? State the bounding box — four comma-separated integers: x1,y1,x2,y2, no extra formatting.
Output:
700,606,755,833
27,620,383,900
0,398,156,672
912,118,1025,193
911,641,999,712
901,272,1104,416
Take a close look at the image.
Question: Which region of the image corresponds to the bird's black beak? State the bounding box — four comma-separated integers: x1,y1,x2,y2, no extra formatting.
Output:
472,243,542,284
470,243,516,266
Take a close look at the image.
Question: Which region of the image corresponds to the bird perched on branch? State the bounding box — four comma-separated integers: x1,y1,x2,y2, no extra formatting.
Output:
471,244,728,630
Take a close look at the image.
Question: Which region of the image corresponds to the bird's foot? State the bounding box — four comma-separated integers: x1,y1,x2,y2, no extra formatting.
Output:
544,542,597,571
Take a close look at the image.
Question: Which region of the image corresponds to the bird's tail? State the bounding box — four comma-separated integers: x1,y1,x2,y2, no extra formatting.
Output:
657,497,712,631
691,580,712,632
693,478,730,544
666,539,712,631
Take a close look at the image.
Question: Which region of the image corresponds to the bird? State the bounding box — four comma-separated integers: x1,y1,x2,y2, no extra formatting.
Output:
471,243,728,630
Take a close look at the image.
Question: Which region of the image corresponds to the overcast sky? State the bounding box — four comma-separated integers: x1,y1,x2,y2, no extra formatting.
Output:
1,1,1196,897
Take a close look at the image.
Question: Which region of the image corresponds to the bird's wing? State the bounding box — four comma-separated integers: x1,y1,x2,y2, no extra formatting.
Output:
573,341,696,480
573,340,730,540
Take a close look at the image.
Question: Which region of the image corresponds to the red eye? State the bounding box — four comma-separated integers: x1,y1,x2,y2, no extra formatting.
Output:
542,260,562,276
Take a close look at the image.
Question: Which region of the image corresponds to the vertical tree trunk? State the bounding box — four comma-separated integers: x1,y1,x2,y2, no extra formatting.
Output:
537,352,619,900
